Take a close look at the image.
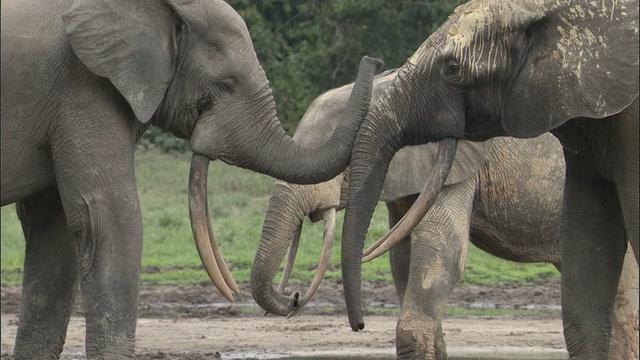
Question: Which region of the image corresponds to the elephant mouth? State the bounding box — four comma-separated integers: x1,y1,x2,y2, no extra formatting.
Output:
188,153,240,301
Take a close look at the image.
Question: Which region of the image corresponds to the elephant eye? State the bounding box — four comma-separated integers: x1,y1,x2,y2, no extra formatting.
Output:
196,92,214,115
444,60,461,78
218,78,235,94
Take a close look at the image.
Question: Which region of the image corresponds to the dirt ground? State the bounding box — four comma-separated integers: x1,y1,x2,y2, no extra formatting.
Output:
1,279,569,359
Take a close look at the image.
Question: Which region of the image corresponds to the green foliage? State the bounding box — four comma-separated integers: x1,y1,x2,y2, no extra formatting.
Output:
232,0,466,133
1,149,559,287
1,205,24,285
141,0,466,150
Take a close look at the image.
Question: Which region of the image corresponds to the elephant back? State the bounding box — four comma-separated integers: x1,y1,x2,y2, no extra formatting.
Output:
292,69,399,147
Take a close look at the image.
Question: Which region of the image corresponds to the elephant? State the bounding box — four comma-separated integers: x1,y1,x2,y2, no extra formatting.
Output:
250,70,639,359
337,0,639,359
0,0,382,357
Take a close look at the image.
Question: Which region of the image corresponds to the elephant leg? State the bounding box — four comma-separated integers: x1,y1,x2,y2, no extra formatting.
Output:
561,155,627,360
52,135,142,359
60,184,143,358
389,197,448,359
617,168,639,265
396,180,475,360
386,196,417,302
432,320,447,360
13,190,78,360
608,248,639,360
613,100,639,264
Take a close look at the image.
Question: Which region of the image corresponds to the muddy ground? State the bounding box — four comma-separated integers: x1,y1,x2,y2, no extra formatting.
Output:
1,279,568,359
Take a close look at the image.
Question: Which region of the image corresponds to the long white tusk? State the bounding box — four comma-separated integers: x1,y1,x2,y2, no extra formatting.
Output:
362,138,458,263
189,154,236,302
277,222,303,293
206,217,240,294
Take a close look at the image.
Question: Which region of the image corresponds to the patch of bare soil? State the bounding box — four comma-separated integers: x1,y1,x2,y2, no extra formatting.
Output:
1,279,567,359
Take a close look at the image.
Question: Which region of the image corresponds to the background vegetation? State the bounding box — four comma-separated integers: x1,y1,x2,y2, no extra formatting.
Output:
1,149,559,286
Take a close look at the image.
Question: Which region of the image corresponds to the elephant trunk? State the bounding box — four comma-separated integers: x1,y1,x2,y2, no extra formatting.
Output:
187,56,379,301
341,111,401,331
222,56,382,185
251,182,312,316
341,105,458,331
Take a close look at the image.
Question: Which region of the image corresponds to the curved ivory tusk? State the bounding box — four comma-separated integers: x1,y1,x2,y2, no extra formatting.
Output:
362,231,387,257
206,216,240,294
362,138,459,263
189,154,235,302
287,207,337,318
277,222,303,293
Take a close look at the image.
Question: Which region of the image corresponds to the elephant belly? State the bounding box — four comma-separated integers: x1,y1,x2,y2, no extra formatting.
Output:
469,134,565,263
1,146,55,206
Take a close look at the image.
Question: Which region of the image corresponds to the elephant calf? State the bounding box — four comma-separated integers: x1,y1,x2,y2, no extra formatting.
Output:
250,70,639,360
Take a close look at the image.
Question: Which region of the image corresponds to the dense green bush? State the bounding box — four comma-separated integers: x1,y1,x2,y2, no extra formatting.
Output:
142,0,465,153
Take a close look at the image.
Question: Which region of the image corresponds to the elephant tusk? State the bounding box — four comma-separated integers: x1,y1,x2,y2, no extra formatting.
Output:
189,154,237,302
207,216,241,294
276,221,303,293
362,231,387,257
362,138,458,263
287,207,337,318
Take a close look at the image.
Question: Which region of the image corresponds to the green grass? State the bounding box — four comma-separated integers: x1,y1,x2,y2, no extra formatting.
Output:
1,148,559,286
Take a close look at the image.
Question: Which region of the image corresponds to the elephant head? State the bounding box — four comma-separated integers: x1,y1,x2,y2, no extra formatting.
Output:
61,0,382,300
341,0,638,331
250,69,490,317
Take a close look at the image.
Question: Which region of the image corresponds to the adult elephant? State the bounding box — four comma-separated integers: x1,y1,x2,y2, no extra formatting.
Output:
339,0,638,359
251,71,639,359
0,0,381,358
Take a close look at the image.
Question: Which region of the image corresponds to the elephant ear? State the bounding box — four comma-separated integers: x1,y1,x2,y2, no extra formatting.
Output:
380,140,489,201
501,0,639,137
62,0,180,123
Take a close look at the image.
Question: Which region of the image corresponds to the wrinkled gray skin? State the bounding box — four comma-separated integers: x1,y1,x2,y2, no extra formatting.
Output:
251,71,639,359
0,0,380,358
340,1,639,359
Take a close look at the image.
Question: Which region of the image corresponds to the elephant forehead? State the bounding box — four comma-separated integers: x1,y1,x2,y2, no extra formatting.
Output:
449,1,545,36
431,0,546,61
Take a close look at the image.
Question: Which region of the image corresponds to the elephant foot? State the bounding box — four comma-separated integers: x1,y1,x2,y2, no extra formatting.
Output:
396,312,442,360
609,309,639,360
